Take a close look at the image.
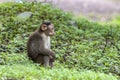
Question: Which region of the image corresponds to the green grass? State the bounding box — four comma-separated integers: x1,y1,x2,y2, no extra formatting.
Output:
0,53,118,80
0,64,118,80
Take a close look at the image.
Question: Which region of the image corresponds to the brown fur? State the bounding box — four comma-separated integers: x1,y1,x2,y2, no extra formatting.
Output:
27,21,55,67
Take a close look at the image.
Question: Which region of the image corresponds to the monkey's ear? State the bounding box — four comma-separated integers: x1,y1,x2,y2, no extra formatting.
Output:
41,24,47,31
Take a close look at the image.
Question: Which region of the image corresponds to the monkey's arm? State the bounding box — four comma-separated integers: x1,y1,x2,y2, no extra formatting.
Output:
29,33,55,57
39,45,55,57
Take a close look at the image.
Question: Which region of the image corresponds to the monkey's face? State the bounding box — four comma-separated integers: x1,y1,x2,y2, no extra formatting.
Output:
45,24,55,36
40,23,55,36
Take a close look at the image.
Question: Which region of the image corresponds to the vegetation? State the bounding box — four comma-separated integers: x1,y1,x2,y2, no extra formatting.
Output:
0,2,120,80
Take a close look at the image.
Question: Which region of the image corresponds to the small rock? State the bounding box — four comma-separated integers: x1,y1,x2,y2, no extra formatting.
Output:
16,12,33,22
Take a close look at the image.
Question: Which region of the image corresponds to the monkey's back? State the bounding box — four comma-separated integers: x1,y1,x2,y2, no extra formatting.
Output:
27,30,43,61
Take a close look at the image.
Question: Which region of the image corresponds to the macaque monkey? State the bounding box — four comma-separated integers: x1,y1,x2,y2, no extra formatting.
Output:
27,21,55,67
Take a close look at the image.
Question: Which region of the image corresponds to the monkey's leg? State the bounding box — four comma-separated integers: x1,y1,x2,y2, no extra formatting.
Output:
49,58,54,67
49,61,54,67
35,55,44,65
44,56,50,67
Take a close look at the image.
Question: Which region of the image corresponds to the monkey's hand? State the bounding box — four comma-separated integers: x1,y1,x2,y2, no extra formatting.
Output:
49,55,55,59
49,51,55,59
39,48,55,57
49,55,55,62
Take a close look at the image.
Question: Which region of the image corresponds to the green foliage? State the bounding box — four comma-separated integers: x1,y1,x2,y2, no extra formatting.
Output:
0,65,118,80
53,17,120,76
0,2,120,79
0,53,118,80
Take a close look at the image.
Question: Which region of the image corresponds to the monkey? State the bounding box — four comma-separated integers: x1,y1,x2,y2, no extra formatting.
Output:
27,21,55,67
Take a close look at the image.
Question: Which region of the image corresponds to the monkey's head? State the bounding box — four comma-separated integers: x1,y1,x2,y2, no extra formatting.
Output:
40,21,55,36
